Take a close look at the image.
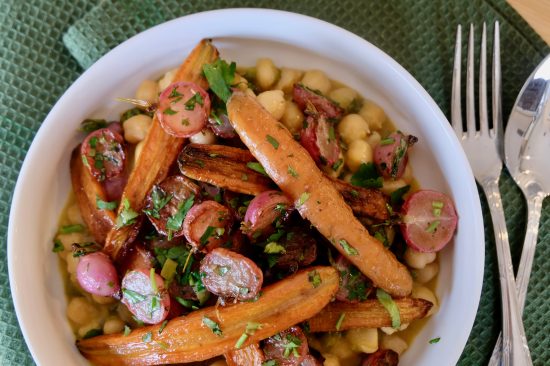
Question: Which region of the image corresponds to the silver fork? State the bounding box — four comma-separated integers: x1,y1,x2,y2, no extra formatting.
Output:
451,22,532,366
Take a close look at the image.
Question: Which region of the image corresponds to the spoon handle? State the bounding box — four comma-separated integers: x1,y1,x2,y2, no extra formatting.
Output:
488,193,542,366
482,179,532,366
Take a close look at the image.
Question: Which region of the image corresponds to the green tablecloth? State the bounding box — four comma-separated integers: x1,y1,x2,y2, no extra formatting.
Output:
1,0,548,364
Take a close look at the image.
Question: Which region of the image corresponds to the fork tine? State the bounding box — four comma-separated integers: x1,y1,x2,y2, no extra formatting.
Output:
479,23,489,136
451,24,463,135
492,21,502,139
466,24,476,135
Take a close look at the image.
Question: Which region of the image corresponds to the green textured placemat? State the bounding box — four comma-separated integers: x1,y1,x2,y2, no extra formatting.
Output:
1,0,548,365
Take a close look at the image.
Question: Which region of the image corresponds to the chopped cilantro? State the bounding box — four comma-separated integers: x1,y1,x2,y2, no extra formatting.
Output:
52,239,64,253
116,198,139,228
122,288,146,304
266,134,279,149
202,316,222,336
96,196,117,211
123,325,131,336
339,239,358,256
241,173,249,181
264,242,286,254
82,328,103,339
308,270,322,288
199,226,216,247
184,92,204,110
332,158,343,172
168,87,183,99
142,331,152,343
425,220,440,233
350,163,383,188
165,195,195,236
79,119,108,133
59,224,84,234
282,334,302,358
335,312,346,331
202,59,236,103
246,162,267,176
160,258,178,281
158,320,168,334
376,288,401,328
163,107,177,115
150,268,158,293
429,337,441,344
143,186,173,219
390,185,410,205
298,192,310,206
287,165,298,178
380,137,395,145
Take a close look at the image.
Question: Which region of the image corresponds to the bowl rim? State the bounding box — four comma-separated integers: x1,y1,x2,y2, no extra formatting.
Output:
8,7,484,365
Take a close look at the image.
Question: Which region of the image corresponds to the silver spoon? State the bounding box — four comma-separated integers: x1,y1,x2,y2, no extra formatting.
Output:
489,54,550,365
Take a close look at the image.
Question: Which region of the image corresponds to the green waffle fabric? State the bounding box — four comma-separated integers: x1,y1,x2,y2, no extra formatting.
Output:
1,0,549,365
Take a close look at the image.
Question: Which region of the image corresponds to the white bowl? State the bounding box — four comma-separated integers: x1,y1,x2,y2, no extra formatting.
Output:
8,8,484,366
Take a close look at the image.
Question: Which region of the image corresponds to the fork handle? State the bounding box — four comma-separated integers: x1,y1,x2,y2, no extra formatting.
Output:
488,193,542,366
482,179,532,366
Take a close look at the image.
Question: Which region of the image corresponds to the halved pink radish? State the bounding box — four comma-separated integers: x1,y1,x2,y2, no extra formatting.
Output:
157,81,211,137
300,115,340,167
76,252,120,297
182,200,232,252
374,131,417,179
400,190,458,252
242,190,292,238
121,269,170,325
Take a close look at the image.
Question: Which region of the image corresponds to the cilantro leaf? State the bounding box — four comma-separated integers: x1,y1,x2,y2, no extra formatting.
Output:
203,59,236,103
116,198,139,228
96,196,117,211
350,162,383,188
376,288,401,328
79,119,108,133
166,194,195,233
390,185,410,205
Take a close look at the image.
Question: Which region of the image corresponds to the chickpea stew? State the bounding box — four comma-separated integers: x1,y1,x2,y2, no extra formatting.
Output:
53,40,457,366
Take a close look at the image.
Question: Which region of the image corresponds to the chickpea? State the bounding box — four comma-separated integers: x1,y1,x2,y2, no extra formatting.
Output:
380,178,408,196
256,90,286,120
123,114,152,144
301,69,331,95
329,87,358,110
380,334,408,355
103,316,125,335
57,232,85,252
366,131,381,148
338,114,370,145
345,139,373,172
158,68,177,91
67,297,99,326
135,80,159,104
281,101,304,134
359,100,387,130
404,248,437,269
381,322,409,335
231,73,249,91
411,261,440,284
274,67,303,93
255,58,278,90
92,294,116,305
345,328,378,353
322,355,341,366
189,129,216,145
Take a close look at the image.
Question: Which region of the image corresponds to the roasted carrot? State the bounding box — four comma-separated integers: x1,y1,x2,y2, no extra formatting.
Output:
179,143,388,220
306,298,433,332
77,266,338,365
103,40,219,260
225,343,266,366
227,92,412,297
70,147,115,244
178,143,273,195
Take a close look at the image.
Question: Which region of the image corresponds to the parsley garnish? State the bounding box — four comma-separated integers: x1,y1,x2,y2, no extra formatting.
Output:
264,242,286,254
429,337,441,344
235,322,262,349
266,134,279,149
298,192,310,206
262,361,278,366
350,163,383,188
202,316,222,336
246,162,267,176
380,137,395,145
83,328,103,339
59,224,84,234
96,196,117,211
79,119,108,133
52,239,64,253
122,288,146,304
426,220,440,233
335,312,346,331
165,195,195,237
143,186,173,219
202,59,236,103
168,87,183,99
116,198,139,228
123,325,131,336
163,107,177,115
390,185,410,205
332,159,343,172
376,288,401,328
308,270,322,288
158,320,168,334
282,334,302,358
199,226,216,247
184,92,204,111
339,239,358,256
142,331,152,343
288,165,298,178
